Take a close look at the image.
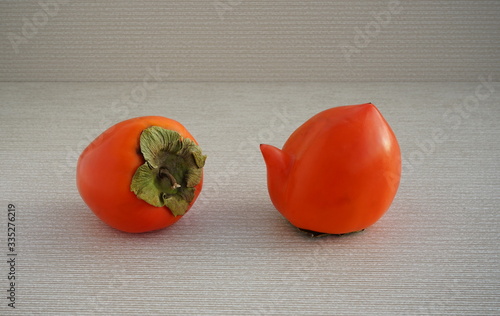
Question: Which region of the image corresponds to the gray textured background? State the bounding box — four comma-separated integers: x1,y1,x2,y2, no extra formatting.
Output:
1,0,499,81
1,0,499,315
1,82,499,314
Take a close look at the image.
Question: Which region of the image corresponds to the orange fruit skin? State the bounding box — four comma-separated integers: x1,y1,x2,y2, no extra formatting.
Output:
262,103,401,234
77,116,203,233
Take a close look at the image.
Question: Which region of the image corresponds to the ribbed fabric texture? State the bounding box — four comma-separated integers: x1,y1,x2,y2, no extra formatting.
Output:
1,0,499,81
1,82,499,314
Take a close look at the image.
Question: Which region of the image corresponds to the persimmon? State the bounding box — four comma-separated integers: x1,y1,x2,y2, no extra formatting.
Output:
77,116,206,233
261,103,401,235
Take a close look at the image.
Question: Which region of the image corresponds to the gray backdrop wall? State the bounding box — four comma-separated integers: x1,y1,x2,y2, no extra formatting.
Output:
1,0,499,82
1,1,500,315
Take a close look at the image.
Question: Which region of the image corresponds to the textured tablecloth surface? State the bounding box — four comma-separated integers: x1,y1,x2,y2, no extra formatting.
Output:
1,82,499,315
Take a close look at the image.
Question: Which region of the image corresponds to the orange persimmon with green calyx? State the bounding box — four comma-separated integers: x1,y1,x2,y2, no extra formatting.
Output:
260,103,401,236
77,116,206,233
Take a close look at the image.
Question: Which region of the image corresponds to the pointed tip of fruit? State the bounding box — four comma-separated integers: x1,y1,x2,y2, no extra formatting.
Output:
260,143,271,150
260,144,294,177
259,143,270,150
355,102,381,118
260,144,281,164
260,144,278,161
363,102,376,109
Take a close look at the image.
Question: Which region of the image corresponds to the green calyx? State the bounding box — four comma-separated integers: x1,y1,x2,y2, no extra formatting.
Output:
130,126,206,216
